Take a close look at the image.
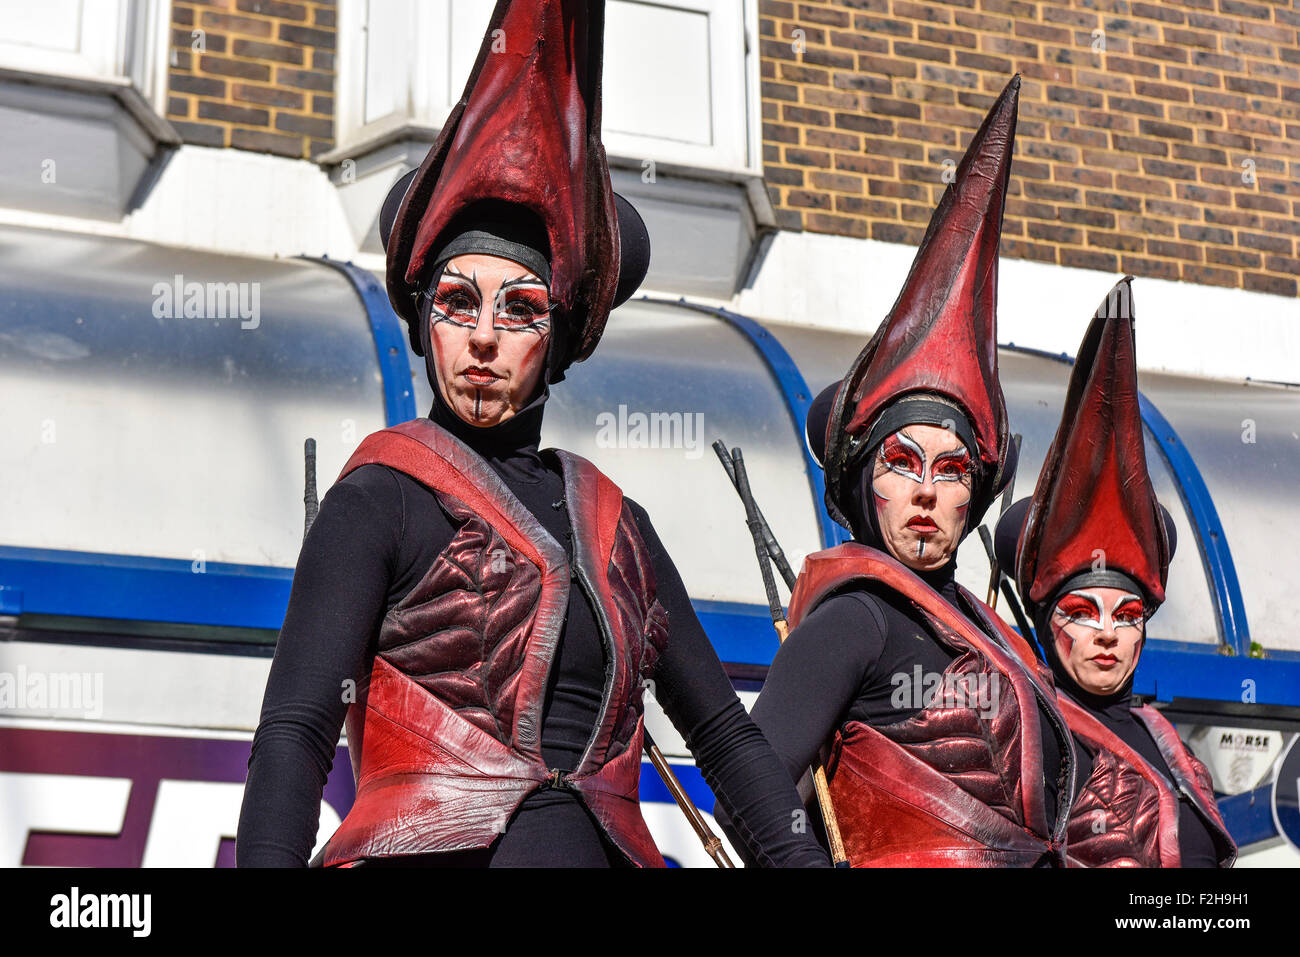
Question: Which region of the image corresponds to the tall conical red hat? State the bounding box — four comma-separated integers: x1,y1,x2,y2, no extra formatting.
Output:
385,0,617,379
1015,277,1171,615
823,76,1020,530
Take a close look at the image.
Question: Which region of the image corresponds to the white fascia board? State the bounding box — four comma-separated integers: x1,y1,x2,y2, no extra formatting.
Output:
0,144,358,261
731,230,1299,384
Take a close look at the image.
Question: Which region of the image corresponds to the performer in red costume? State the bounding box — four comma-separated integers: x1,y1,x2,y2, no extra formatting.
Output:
729,76,1080,867
995,278,1235,867
235,0,827,868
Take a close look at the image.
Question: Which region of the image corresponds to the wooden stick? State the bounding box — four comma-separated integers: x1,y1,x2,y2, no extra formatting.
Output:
729,446,851,868
773,618,850,867
643,732,734,867
303,437,319,539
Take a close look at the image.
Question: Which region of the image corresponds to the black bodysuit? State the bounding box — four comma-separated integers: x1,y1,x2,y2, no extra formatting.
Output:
236,391,827,868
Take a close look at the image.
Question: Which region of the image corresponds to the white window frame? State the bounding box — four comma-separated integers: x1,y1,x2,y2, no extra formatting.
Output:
0,0,171,114
333,0,761,177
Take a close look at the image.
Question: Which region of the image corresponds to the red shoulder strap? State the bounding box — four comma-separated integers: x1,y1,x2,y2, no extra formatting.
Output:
339,419,548,570
553,449,624,572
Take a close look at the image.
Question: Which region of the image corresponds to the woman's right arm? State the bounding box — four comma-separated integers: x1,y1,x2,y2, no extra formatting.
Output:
235,465,404,867
710,590,886,863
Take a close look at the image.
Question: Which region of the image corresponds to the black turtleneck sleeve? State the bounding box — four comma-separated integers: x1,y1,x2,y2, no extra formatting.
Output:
623,501,829,868
237,464,417,867
742,583,960,800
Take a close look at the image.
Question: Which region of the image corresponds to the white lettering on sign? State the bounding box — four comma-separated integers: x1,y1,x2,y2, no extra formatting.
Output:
142,780,341,866
0,772,131,866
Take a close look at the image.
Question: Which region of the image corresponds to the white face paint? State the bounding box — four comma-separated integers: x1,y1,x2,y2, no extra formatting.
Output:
1049,586,1147,696
869,424,973,572
423,253,553,427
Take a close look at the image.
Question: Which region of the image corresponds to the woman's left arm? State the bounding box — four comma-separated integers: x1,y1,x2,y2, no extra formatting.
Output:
627,501,829,868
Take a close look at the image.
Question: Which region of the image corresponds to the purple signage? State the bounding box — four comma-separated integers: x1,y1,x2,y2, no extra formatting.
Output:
0,725,355,867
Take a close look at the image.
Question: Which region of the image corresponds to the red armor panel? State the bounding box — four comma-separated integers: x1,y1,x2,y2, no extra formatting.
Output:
321,419,668,866
1062,696,1236,867
788,543,1075,867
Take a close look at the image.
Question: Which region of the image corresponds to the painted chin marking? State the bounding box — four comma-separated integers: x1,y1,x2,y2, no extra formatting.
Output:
916,538,926,559
473,390,482,420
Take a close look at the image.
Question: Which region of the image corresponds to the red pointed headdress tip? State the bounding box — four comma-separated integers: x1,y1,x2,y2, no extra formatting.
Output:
385,0,618,377
822,75,1021,534
1015,277,1171,615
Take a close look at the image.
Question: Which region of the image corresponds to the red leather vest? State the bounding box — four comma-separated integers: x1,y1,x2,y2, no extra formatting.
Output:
1059,695,1236,868
320,419,669,867
787,543,1076,867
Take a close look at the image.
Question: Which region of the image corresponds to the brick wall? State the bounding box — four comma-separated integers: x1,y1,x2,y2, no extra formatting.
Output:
166,0,336,159
760,0,1300,297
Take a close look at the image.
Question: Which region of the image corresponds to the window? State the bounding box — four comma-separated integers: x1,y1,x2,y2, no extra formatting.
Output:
0,0,170,113
334,0,759,175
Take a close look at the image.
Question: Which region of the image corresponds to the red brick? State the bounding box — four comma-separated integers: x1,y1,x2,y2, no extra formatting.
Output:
1207,247,1262,269
236,1,307,20
1147,239,1203,262
834,153,896,176
809,171,864,193
1120,256,1182,281
1265,255,1300,276
804,212,870,237
1117,215,1177,238
1116,174,1172,197
856,55,918,77
1086,190,1143,212
1243,273,1298,296
1134,81,1191,102
1061,248,1120,271
918,26,977,49
805,128,862,151
835,195,900,217
797,3,852,27
199,54,270,81
1176,183,1233,206
231,128,301,157
999,238,1058,263
872,221,926,244
1060,206,1116,228
199,12,274,37
786,147,832,168
1182,264,1240,287
787,189,832,210
852,15,913,38
1143,206,1204,231
1088,230,1146,252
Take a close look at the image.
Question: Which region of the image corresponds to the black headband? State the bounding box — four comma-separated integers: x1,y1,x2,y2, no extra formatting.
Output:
862,396,978,465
